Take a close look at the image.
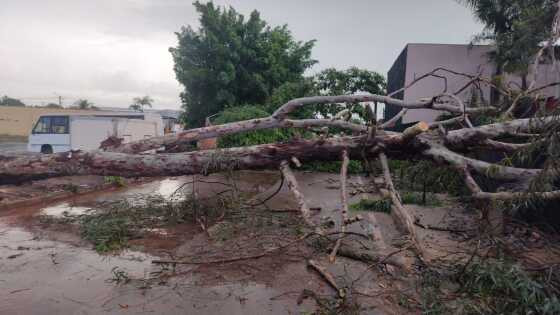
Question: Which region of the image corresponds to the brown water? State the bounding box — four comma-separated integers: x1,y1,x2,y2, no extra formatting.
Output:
0,222,316,314
0,171,325,314
0,171,401,314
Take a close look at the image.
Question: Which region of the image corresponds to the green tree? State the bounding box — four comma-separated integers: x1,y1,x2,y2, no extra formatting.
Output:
45,103,62,108
265,78,319,118
0,95,25,107
129,96,153,112
265,68,386,120
74,99,95,110
312,67,386,119
170,1,316,127
459,0,557,88
213,105,298,147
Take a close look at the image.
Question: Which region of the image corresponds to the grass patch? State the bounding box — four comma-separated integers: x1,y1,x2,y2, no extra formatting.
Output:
350,198,391,213
104,176,127,187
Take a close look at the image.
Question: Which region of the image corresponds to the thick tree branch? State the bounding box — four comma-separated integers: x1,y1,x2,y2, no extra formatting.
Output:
104,117,367,154
459,165,560,200
380,109,408,129
444,117,553,150
378,152,426,260
280,160,314,228
329,150,349,262
421,143,541,181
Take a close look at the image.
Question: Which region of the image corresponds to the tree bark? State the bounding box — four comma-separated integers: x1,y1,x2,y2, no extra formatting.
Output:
104,118,367,154
378,152,427,261
329,150,349,262
280,160,315,228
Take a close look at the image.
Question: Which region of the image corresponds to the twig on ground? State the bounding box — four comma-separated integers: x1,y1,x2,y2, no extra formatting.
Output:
307,259,345,297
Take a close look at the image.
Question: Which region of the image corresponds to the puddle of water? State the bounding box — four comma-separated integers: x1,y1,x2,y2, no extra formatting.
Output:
0,222,313,314
40,202,92,217
145,228,170,236
157,178,189,199
1,172,340,314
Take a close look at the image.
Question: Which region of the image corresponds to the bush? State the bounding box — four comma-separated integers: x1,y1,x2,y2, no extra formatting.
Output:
389,159,467,196
350,198,391,213
213,105,298,147
300,160,363,174
400,191,442,207
81,209,135,252
420,259,560,315
457,259,560,315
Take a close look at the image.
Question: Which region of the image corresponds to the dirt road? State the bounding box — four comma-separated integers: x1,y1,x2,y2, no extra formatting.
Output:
0,142,27,154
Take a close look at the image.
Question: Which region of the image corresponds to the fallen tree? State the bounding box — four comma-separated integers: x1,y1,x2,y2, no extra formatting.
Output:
2,66,560,264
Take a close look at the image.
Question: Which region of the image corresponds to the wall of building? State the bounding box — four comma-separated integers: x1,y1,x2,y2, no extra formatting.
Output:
385,45,408,125
393,43,560,124
402,44,495,123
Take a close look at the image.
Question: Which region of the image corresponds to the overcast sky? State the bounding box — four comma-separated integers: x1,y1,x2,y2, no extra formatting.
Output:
0,0,482,110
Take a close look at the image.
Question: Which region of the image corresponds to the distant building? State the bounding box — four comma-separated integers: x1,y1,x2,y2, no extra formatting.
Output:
157,110,183,134
385,43,560,127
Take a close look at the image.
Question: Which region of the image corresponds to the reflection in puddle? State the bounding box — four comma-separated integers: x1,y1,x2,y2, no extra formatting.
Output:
157,178,189,199
40,202,92,217
145,228,170,236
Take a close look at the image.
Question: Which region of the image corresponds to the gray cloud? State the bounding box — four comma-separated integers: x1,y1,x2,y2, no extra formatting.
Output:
0,0,482,110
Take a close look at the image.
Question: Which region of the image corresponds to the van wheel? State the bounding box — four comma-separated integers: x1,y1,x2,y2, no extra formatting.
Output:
40,144,53,154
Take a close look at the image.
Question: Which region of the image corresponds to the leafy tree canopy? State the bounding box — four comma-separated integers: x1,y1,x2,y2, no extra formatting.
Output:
73,99,96,110
0,95,25,107
45,103,62,108
213,104,298,147
312,67,386,119
171,1,316,127
459,0,557,77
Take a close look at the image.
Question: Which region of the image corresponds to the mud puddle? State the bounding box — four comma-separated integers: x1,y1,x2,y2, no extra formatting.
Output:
0,222,315,314
0,170,445,314
0,171,330,314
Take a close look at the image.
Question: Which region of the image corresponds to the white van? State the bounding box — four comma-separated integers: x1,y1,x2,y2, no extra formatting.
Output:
28,112,164,153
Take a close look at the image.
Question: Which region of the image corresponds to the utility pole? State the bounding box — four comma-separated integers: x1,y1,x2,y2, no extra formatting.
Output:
53,93,63,107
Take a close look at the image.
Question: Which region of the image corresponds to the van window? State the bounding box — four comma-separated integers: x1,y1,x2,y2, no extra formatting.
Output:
32,116,69,134
33,117,51,133
51,117,69,133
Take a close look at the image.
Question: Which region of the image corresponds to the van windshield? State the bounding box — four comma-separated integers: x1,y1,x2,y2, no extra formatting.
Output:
32,116,69,134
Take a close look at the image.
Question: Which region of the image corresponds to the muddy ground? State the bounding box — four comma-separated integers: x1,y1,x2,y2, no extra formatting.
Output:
2,170,550,314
